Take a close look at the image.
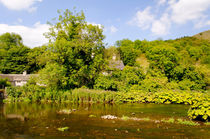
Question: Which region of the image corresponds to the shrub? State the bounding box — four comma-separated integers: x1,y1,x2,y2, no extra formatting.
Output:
177,119,199,126
94,74,118,91
188,99,210,121
0,78,11,89
139,77,168,92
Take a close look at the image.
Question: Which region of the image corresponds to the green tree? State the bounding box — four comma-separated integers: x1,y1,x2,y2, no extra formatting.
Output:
146,45,179,78
0,33,30,74
0,78,11,89
0,33,23,50
121,66,145,87
116,39,139,66
36,63,67,90
27,46,48,73
43,9,105,89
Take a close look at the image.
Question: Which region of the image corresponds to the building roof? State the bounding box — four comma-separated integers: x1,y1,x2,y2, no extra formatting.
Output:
109,60,124,70
0,74,32,81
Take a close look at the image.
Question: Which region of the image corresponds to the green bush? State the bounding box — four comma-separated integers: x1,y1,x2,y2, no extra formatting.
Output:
0,78,11,89
94,74,118,91
139,77,168,92
188,99,210,121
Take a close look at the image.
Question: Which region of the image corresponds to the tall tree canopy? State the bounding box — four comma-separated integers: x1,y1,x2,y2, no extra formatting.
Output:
116,39,139,66
39,9,105,89
0,33,30,74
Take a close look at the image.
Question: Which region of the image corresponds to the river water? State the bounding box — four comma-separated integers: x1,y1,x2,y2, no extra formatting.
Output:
0,102,209,138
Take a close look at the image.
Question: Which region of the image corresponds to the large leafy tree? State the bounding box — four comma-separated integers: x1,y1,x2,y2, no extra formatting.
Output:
42,9,105,89
116,39,139,66
27,46,48,73
146,45,179,78
0,33,30,74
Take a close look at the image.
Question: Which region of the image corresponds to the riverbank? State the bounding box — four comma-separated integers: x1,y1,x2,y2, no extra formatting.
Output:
3,87,210,121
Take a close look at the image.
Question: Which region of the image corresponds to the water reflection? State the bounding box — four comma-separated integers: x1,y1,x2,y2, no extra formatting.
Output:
0,102,209,138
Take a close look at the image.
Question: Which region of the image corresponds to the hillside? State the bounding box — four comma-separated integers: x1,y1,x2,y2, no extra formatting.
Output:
193,30,210,41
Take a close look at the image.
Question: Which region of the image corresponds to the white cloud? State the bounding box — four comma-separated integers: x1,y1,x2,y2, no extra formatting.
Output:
128,0,210,36
170,0,210,24
17,18,23,23
129,6,170,36
128,7,154,30
157,0,167,6
194,18,210,28
0,22,50,47
151,13,171,35
168,0,176,5
110,25,118,33
0,0,42,12
207,20,210,25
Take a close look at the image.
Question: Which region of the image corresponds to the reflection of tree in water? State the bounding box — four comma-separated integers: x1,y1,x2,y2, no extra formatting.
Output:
0,103,27,121
0,103,30,138
0,103,4,118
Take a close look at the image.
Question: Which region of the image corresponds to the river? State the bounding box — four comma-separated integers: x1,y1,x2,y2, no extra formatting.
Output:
0,102,209,138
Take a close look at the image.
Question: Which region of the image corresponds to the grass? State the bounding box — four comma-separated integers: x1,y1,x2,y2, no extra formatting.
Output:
57,127,69,131
193,30,210,41
57,109,72,114
89,114,97,118
177,119,199,126
142,117,150,121
204,122,210,125
162,118,175,123
72,88,118,103
121,115,130,121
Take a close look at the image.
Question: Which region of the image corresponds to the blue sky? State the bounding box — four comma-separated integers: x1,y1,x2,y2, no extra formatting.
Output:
0,0,210,47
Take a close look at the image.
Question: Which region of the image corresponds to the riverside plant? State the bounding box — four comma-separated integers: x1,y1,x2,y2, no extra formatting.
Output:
121,115,130,121
5,87,210,121
204,122,210,125
161,118,175,123
57,127,69,131
177,119,199,126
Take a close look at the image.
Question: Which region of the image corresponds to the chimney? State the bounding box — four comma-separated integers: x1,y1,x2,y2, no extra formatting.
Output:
23,71,27,76
113,55,116,61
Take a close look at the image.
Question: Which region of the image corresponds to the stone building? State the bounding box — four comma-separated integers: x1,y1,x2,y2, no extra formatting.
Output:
0,71,31,86
102,55,125,75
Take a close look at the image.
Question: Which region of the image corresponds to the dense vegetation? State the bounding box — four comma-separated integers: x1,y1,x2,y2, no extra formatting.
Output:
4,87,210,121
0,9,209,121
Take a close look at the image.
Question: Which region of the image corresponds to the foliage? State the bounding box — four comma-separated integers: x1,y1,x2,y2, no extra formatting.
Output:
0,33,30,74
5,86,210,121
0,32,23,50
27,46,48,73
94,66,144,91
116,39,139,66
89,114,97,118
205,122,210,125
0,78,11,89
121,115,129,121
177,119,199,126
121,66,145,86
57,127,69,131
161,118,175,123
139,77,168,92
146,45,178,78
43,9,105,89
94,74,118,91
71,88,118,103
104,46,120,61
36,62,67,90
188,99,210,121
